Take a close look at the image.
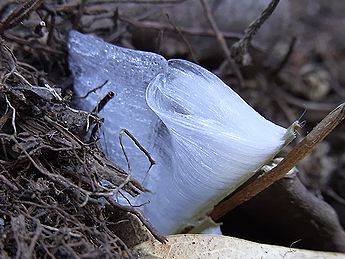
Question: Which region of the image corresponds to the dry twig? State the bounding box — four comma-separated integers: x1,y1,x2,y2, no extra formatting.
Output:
200,0,244,86
210,103,345,221
231,0,280,65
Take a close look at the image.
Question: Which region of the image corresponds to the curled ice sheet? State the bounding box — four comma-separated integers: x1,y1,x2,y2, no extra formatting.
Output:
144,60,295,233
68,31,295,235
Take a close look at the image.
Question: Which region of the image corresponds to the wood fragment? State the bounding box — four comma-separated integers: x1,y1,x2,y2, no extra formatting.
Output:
92,91,115,113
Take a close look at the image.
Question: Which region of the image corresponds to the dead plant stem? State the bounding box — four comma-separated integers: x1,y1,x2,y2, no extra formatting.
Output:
231,0,280,64
200,0,244,86
210,103,345,221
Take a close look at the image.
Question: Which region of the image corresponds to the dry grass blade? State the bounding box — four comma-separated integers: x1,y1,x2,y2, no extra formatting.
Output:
210,103,345,221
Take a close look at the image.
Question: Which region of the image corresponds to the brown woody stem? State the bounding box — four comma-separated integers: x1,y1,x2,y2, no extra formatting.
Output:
210,103,345,221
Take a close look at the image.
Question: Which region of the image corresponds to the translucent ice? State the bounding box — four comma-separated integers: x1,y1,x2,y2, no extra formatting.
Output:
68,31,295,234
68,30,168,184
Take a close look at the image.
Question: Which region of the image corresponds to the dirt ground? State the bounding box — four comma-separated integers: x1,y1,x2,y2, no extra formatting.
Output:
0,0,344,258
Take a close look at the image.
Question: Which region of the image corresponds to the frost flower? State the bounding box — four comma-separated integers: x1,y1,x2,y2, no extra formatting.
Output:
144,59,296,234
68,31,296,235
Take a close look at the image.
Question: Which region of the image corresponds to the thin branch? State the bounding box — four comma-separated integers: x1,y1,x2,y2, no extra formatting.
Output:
231,0,280,64
27,219,42,257
5,95,17,136
210,103,345,221
106,197,167,244
74,80,109,99
0,111,12,131
86,0,187,4
165,14,198,63
119,129,156,173
0,174,19,191
118,16,244,41
0,41,17,82
2,31,65,55
43,116,85,147
277,89,341,111
200,0,244,86
41,224,82,238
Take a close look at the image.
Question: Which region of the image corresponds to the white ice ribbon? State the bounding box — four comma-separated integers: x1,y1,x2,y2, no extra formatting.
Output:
68,31,296,234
